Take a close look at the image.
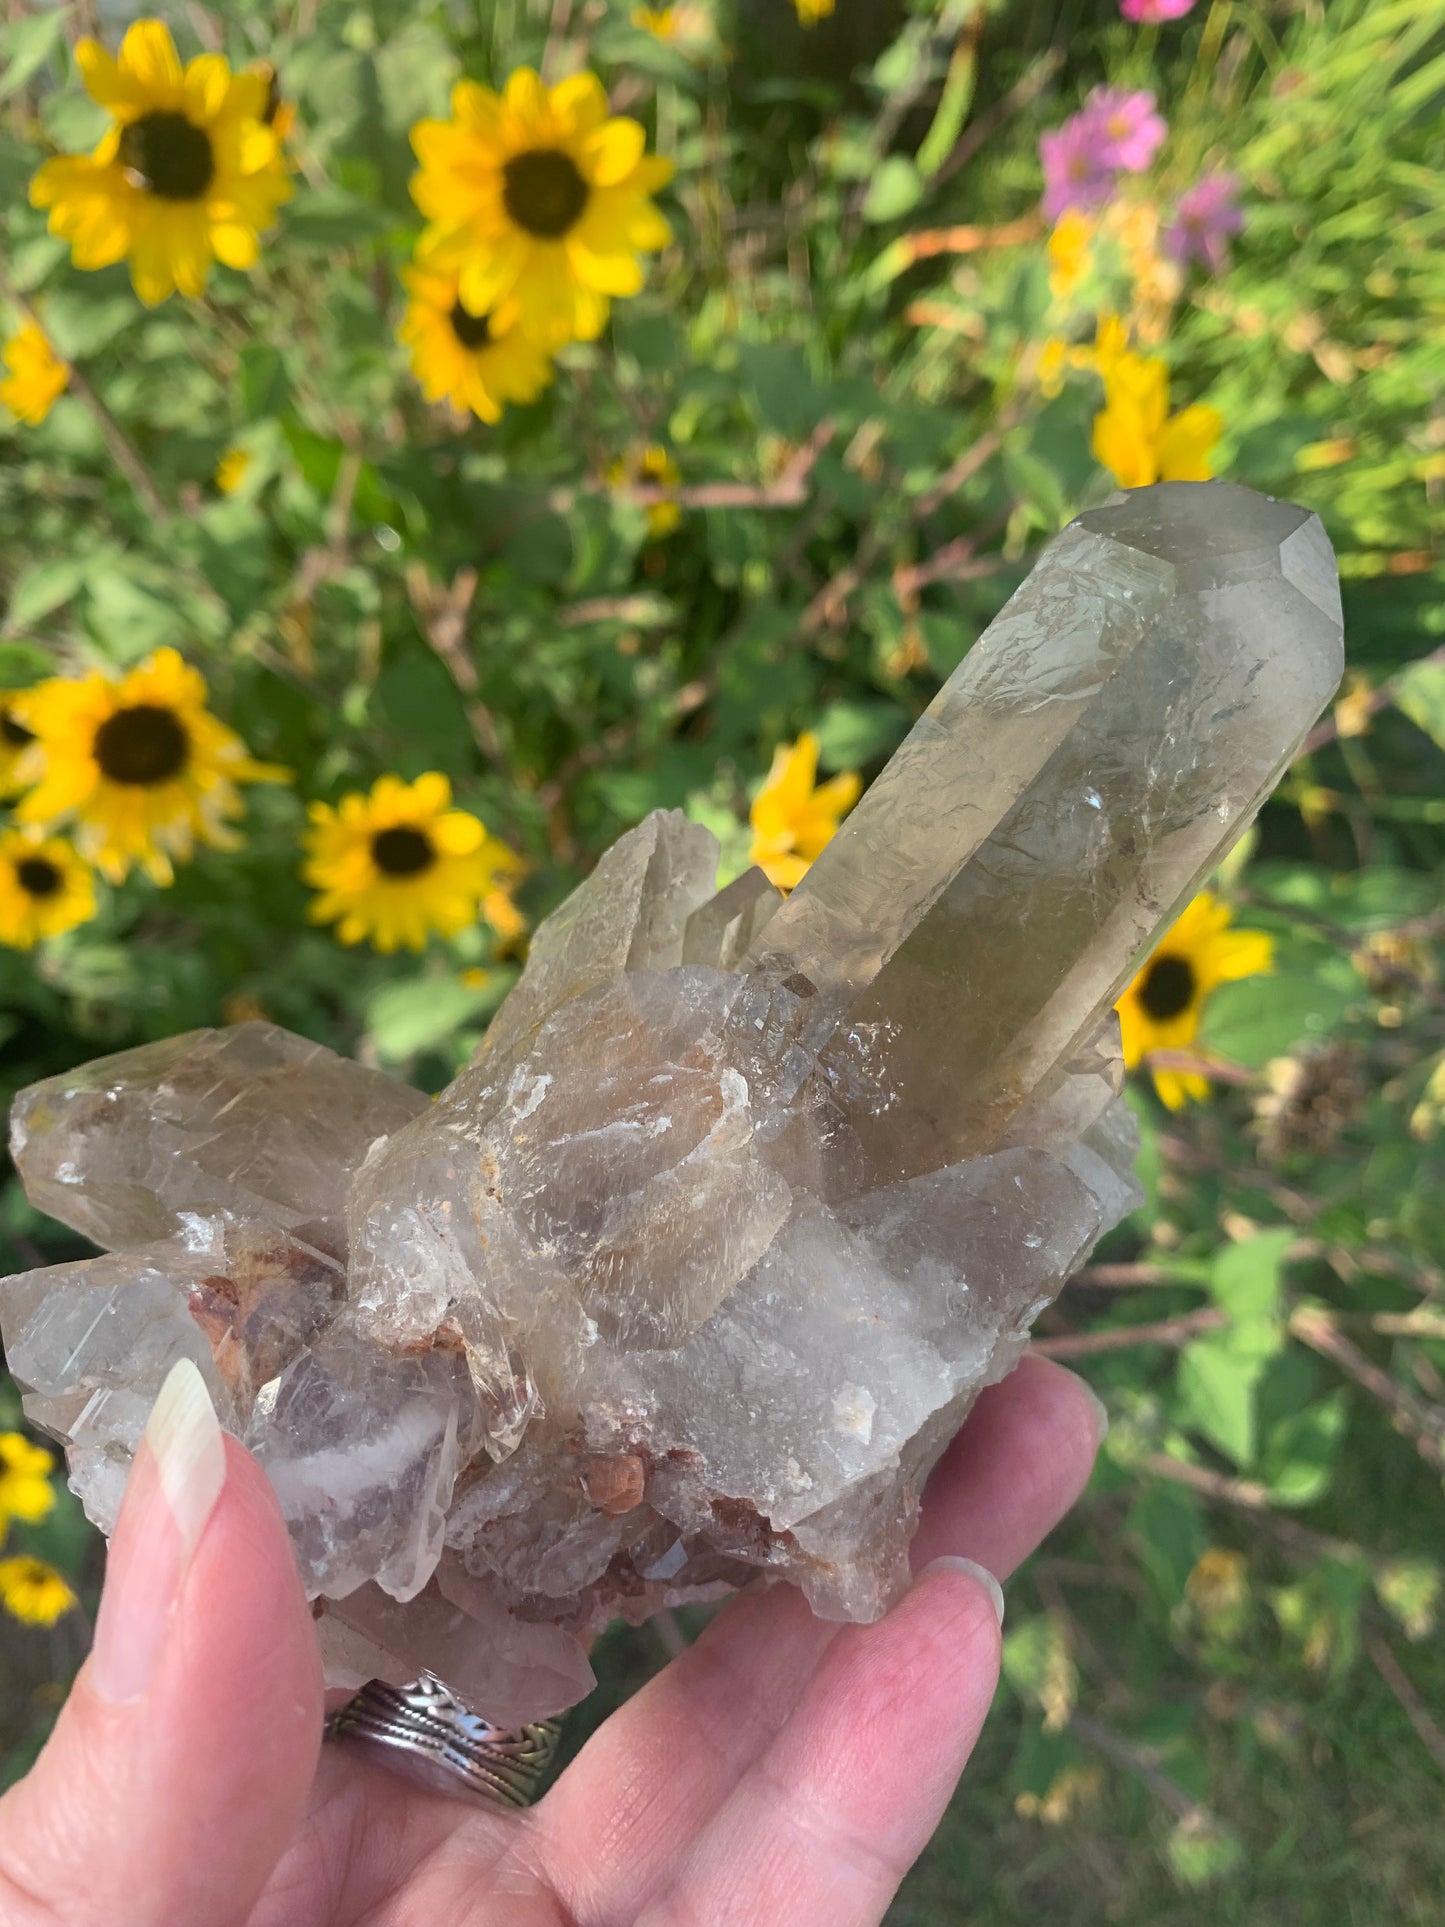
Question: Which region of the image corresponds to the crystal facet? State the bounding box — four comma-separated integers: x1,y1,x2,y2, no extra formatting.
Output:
0,484,1343,1725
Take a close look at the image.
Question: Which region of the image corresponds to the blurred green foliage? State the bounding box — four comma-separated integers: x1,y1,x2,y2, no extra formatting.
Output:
1,0,1442,1916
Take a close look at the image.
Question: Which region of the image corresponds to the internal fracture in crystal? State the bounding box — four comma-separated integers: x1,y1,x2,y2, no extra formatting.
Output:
0,484,1344,1725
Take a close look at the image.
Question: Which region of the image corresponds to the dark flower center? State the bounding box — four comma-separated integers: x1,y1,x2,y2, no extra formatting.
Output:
93,704,190,786
371,826,436,878
16,857,62,900
1138,954,1196,1022
449,301,495,351
0,709,33,748
120,111,215,201
502,148,589,238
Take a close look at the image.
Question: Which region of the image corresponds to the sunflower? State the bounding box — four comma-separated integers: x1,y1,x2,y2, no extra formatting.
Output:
607,442,682,538
398,263,555,423
631,6,717,53
1091,350,1221,489
0,319,67,426
0,1432,57,1529
748,732,862,891
254,62,297,143
0,831,97,949
0,1555,77,1627
1046,210,1095,300
303,772,521,953
0,693,37,797
1116,891,1273,1109
30,19,291,307
15,647,288,885
411,68,673,347
214,444,251,493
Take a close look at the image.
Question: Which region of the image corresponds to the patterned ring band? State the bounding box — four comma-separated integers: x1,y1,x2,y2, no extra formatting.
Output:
326,1672,564,1810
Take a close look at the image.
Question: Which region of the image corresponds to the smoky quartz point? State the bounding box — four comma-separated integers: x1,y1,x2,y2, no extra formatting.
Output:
0,483,1343,1726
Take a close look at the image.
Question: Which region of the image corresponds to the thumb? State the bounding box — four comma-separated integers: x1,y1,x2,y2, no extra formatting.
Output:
0,1360,323,1927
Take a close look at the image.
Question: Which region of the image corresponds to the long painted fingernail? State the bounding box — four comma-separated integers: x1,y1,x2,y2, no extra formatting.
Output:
90,1359,227,1704
919,1556,1005,1626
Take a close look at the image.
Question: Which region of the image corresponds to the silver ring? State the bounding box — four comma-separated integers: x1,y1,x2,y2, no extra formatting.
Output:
326,1673,564,1810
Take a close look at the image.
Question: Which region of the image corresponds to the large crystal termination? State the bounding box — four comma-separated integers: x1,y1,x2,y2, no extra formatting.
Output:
0,484,1343,1726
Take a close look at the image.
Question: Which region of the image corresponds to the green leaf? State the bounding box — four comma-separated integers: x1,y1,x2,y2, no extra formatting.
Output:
863,156,924,224
814,700,903,769
83,566,190,660
1209,1229,1294,1321
0,642,54,686
40,284,137,359
374,643,475,766
5,557,87,629
0,11,66,102
284,192,395,249
374,25,459,134
284,425,347,497
1166,1815,1245,1889
1200,955,1357,1066
1230,413,1331,484
1002,442,1068,526
240,345,289,421
1248,859,1438,928
1178,1338,1267,1467
1125,1481,1204,1608
915,40,977,178
42,88,108,152
1394,657,1445,751
736,342,826,438
1261,1392,1347,1505
613,311,683,373
1122,1083,1163,1226
365,974,493,1063
504,513,574,588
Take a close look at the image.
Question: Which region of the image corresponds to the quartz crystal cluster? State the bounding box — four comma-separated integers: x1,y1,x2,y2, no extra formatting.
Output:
0,483,1343,1728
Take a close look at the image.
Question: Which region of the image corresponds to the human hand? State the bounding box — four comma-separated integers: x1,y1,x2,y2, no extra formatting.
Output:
0,1353,1102,1927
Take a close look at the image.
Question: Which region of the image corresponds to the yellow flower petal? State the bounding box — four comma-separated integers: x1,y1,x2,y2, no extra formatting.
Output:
584,118,647,187
565,236,645,296
748,734,860,892
1158,403,1222,482
757,850,813,891
76,38,150,117
183,53,231,123
1209,927,1274,983
118,19,185,105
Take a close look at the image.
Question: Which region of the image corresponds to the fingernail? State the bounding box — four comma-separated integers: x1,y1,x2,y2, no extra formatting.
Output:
1063,1370,1110,1449
90,1360,227,1704
919,1556,1005,1626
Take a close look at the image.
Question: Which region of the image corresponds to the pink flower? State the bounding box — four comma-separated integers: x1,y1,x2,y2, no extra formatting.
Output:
1039,116,1116,222
1121,0,1196,20
1084,88,1168,173
1164,173,1244,273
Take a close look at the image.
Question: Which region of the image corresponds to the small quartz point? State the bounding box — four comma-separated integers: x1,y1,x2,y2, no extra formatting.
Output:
0,484,1344,1727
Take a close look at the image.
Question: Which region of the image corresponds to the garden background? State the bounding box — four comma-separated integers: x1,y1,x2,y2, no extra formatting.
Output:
1,0,1443,1919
